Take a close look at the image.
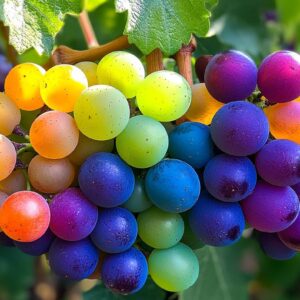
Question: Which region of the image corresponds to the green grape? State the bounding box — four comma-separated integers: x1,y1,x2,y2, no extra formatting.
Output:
75,61,98,86
122,177,152,213
148,243,199,292
74,85,130,141
136,71,191,121
69,133,114,166
137,206,184,249
97,51,145,98
116,115,168,168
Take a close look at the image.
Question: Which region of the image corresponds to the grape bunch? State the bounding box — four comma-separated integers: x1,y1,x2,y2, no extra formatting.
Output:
0,48,300,295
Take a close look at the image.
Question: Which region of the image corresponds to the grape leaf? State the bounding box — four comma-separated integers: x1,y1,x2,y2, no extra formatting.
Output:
115,0,218,55
0,0,83,55
85,0,108,12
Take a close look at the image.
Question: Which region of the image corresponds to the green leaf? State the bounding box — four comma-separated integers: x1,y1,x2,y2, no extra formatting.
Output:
85,0,108,12
115,0,218,55
0,0,83,55
83,278,166,300
180,242,249,300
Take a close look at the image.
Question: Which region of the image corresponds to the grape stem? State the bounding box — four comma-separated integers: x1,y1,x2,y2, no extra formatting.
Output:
14,142,33,156
52,35,129,65
12,125,30,140
78,11,99,48
22,169,31,191
145,48,164,74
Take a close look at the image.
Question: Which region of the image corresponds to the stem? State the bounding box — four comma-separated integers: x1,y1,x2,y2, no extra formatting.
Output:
145,48,164,74
22,169,31,191
12,125,30,140
16,143,33,156
0,22,18,65
52,35,129,65
78,11,99,48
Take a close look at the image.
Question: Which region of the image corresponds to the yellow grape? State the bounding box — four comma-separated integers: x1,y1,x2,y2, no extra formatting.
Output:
29,111,79,159
185,83,223,125
0,170,26,195
75,61,98,86
4,63,45,111
0,93,21,135
28,155,75,194
40,64,88,112
0,135,16,181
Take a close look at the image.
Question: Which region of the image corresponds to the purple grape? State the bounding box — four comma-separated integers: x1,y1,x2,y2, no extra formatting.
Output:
14,229,55,256
79,152,135,207
204,154,257,202
48,238,99,280
204,50,257,103
101,247,148,295
255,139,300,186
91,207,138,253
258,50,300,103
241,181,299,232
195,55,212,82
0,231,14,247
258,232,296,260
292,182,300,198
49,188,98,241
0,55,12,91
210,101,269,156
189,192,245,247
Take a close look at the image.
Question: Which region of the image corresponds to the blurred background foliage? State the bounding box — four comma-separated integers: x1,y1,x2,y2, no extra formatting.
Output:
1,0,300,299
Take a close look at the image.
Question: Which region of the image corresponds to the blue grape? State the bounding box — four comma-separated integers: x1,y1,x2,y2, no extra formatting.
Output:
0,55,12,91
91,207,137,253
79,152,135,207
145,159,200,213
48,238,99,280
14,229,55,256
101,247,148,295
204,154,257,202
210,101,269,156
189,192,245,246
168,122,215,169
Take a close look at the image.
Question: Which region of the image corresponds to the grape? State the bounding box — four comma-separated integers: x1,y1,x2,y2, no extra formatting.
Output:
292,182,300,198
265,101,300,144
210,101,269,156
0,135,16,181
79,152,135,207
69,133,114,166
255,139,300,186
204,154,257,202
241,181,299,232
49,188,98,241
0,93,21,136
204,50,257,103
28,155,75,194
122,177,152,213
29,111,79,159
74,85,130,141
145,159,200,213
91,207,137,253
116,115,169,168
195,55,212,82
258,232,296,260
48,238,99,280
185,83,223,125
75,61,98,86
0,232,14,247
137,206,184,249
0,170,26,195
101,247,148,294
97,51,145,98
40,64,88,112
189,192,245,246
148,243,199,292
168,122,215,169
136,71,191,122
0,191,50,242
258,50,300,103
0,54,12,91
4,63,45,110
14,229,55,256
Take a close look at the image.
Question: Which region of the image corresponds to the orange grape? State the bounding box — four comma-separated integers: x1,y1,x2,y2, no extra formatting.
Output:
0,191,50,242
185,83,223,125
28,155,75,194
0,170,26,195
0,93,21,135
0,135,16,181
4,63,45,111
29,111,79,159
265,101,300,143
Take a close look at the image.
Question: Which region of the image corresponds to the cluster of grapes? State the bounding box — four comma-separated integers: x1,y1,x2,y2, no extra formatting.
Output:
0,47,299,295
